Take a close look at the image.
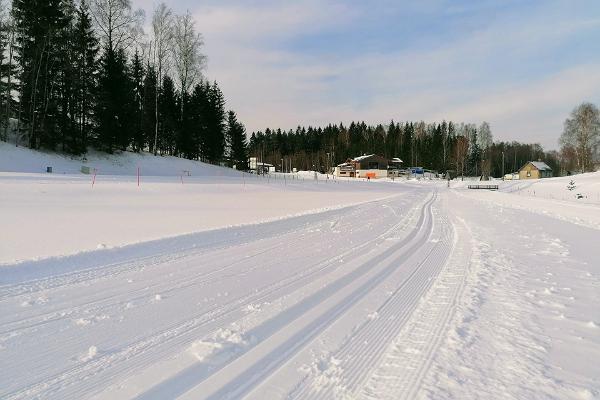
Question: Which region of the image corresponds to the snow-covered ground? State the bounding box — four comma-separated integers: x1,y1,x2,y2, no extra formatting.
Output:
1,143,599,399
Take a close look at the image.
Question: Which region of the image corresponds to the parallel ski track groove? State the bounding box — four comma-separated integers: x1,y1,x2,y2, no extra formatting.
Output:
0,195,418,339
293,203,452,399
163,193,438,400
3,195,425,400
360,215,470,400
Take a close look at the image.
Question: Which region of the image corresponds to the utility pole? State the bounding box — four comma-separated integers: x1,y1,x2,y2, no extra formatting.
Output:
502,151,505,180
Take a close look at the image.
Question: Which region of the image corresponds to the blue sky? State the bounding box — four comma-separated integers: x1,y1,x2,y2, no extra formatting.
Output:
133,0,600,149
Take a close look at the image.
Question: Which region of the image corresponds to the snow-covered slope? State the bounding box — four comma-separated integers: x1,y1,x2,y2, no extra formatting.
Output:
502,171,600,204
0,141,241,177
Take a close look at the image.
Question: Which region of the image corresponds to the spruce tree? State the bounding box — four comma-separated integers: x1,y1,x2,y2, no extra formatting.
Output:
96,47,134,152
226,110,248,170
158,75,178,155
187,81,209,160
143,63,157,153
71,0,98,154
206,81,226,164
12,0,73,149
130,49,145,152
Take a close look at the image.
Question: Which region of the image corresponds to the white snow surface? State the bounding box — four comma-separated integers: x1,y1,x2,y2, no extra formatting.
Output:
1,143,599,399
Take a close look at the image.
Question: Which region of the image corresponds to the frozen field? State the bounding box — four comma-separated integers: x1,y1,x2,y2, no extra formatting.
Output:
1,144,599,399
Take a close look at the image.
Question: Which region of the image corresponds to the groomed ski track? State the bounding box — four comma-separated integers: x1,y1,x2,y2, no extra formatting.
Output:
0,186,469,399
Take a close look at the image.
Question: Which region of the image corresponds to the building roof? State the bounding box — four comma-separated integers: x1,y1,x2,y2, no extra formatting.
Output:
390,157,403,163
521,161,552,171
352,154,375,161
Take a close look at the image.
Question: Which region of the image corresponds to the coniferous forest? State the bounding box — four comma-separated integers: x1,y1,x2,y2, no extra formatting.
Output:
0,0,566,177
0,0,248,167
249,122,562,178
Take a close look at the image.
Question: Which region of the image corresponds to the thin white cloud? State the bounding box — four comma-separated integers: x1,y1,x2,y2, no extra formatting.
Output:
132,0,600,149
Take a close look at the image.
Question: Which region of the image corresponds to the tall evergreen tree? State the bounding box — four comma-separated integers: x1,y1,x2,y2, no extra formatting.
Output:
158,75,178,155
226,110,248,170
0,1,16,140
95,46,134,152
205,81,226,163
187,81,209,160
12,0,73,149
142,62,157,153
71,0,98,153
130,49,145,152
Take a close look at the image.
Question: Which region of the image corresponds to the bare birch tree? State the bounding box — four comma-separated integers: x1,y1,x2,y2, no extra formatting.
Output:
478,121,493,178
91,0,144,53
172,10,206,117
0,1,13,140
560,103,600,173
151,2,173,155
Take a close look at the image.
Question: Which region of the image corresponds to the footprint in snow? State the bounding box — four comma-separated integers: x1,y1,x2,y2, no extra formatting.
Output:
586,321,599,329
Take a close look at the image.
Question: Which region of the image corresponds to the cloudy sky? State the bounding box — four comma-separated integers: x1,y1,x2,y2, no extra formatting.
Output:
132,0,600,149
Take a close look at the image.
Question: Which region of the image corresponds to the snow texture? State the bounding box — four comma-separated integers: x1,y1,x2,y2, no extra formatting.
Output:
1,143,599,399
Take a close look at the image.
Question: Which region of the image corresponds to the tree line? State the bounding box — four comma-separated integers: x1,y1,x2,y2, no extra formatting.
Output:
0,0,249,169
249,121,563,178
559,102,600,174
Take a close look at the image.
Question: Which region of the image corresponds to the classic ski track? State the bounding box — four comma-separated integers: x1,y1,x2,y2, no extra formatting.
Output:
0,200,373,298
292,200,452,399
1,193,409,297
2,194,427,400
360,203,471,400
0,194,416,340
0,242,291,339
151,192,438,400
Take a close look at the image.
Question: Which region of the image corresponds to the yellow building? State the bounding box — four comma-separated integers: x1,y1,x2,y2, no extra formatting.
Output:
518,161,553,180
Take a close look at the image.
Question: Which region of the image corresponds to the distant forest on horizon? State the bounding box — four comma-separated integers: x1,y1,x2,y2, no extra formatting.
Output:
248,121,563,178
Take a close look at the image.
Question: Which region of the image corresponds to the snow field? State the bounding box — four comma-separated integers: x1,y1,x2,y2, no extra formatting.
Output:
0,187,433,399
421,191,600,399
0,171,396,265
1,142,599,399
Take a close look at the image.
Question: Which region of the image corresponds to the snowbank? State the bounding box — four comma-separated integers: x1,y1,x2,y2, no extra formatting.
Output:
0,140,242,177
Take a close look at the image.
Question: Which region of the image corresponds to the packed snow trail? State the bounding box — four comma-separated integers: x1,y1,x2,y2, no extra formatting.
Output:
2,176,600,399
167,193,442,400
1,185,454,399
